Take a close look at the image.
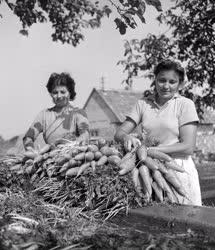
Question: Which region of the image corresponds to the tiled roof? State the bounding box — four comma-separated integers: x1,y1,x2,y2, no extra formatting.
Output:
96,89,144,122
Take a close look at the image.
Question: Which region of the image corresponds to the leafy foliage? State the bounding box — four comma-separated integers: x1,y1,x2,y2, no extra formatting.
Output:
2,0,162,45
117,35,175,87
119,0,215,113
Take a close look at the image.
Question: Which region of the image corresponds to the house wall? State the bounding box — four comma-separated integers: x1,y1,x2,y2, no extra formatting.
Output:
85,93,118,140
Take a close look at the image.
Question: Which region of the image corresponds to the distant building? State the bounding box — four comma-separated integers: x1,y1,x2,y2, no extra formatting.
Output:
84,88,215,154
83,88,144,140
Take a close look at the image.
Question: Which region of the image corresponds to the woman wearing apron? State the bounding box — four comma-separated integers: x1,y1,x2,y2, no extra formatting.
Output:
115,59,202,206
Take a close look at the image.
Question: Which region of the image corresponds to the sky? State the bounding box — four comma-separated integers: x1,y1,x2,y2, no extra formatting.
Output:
0,0,173,139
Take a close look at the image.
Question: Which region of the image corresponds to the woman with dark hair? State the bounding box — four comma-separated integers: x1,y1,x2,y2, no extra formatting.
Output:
115,59,202,206
23,72,89,150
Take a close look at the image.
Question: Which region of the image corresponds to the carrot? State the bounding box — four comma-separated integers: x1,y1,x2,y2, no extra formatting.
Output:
76,145,88,152
87,144,99,152
55,156,69,166
165,160,185,173
147,148,172,162
59,159,81,173
144,157,159,171
152,181,164,202
153,159,168,174
59,162,71,173
98,138,107,148
77,162,91,177
166,188,178,203
164,169,188,198
68,159,82,167
108,155,121,166
161,176,178,203
85,152,94,161
100,146,119,156
39,144,52,155
23,151,38,160
34,155,44,165
91,160,96,172
152,170,165,189
74,152,86,161
170,186,180,203
63,153,72,160
163,169,181,190
71,148,79,157
118,152,136,175
139,164,152,197
136,145,147,162
97,155,108,166
66,167,80,177
131,167,142,197
94,151,103,160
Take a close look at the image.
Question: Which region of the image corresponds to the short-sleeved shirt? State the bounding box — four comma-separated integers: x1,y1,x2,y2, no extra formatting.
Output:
127,93,199,146
23,104,89,147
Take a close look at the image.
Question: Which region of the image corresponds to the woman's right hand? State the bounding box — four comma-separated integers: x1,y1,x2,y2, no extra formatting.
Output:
123,134,141,152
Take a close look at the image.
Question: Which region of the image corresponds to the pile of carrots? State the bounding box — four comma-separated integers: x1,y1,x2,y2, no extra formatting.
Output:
118,145,188,203
20,139,122,182
3,138,188,205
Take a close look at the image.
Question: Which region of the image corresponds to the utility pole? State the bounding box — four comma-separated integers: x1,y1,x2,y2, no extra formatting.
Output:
100,76,105,91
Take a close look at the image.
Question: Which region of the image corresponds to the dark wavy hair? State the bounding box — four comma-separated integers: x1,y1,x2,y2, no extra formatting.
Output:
46,72,76,101
154,59,185,84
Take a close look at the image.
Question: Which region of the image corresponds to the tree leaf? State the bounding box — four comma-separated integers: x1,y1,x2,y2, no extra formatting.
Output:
19,29,28,36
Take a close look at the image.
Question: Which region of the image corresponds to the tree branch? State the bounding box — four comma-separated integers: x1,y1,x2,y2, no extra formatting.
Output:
5,0,14,11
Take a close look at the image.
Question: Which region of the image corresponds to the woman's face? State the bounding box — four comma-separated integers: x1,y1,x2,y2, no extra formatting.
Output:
51,85,70,108
155,69,180,103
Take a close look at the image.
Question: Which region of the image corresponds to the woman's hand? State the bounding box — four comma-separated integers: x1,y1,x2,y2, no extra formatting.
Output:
115,119,139,152
123,134,141,152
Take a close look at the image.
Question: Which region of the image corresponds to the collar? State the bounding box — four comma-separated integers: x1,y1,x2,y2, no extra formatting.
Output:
145,92,180,108
145,92,180,102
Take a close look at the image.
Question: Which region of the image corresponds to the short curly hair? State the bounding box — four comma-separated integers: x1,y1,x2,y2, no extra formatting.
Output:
154,59,185,84
46,72,76,101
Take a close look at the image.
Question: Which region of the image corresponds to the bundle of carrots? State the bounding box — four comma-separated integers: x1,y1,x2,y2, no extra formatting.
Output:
117,144,188,203
18,139,123,182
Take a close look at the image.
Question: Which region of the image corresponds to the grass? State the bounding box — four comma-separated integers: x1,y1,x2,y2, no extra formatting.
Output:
1,189,215,250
